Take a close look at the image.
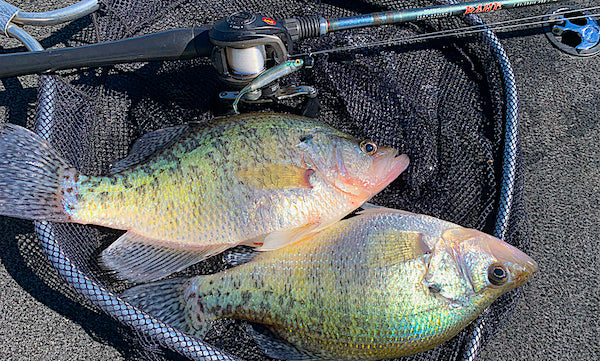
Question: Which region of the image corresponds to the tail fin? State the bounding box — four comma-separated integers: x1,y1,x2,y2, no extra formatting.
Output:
120,278,190,332
0,123,74,221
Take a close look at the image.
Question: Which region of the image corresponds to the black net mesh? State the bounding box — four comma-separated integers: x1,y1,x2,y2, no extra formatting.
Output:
10,0,526,360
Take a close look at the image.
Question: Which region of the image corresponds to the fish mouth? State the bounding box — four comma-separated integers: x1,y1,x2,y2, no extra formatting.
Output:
369,149,410,195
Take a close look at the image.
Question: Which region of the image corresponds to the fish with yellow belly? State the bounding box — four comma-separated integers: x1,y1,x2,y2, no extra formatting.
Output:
0,113,408,282
122,208,537,360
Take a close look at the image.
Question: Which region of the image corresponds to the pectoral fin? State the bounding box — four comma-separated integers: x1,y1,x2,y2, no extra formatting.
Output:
101,231,230,283
248,223,317,251
368,230,429,267
237,164,313,190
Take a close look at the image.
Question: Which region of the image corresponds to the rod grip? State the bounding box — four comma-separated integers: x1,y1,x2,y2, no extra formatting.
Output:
0,27,212,78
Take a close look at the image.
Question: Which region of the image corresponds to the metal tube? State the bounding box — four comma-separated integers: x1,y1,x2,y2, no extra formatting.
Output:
321,0,565,34
12,0,99,26
5,23,42,51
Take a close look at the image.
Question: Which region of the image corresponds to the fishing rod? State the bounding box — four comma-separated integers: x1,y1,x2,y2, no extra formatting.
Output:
294,5,600,57
0,0,566,77
0,0,595,111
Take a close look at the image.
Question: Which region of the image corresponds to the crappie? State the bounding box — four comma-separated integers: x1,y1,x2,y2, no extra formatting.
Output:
122,208,537,361
0,114,408,282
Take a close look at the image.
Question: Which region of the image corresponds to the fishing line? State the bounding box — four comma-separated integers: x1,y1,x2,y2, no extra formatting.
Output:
292,6,600,56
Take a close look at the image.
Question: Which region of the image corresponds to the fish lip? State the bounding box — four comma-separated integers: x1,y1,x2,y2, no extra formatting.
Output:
369,150,410,195
524,258,539,274
514,258,538,284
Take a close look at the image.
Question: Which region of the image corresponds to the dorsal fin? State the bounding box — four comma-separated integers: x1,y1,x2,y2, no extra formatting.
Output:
223,247,260,267
442,228,482,242
109,124,191,174
356,204,415,218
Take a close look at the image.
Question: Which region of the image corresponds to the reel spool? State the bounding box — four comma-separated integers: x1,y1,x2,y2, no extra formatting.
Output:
209,12,292,88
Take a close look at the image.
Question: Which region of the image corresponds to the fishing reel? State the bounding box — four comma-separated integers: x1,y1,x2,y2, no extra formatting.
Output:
209,12,317,110
210,12,292,87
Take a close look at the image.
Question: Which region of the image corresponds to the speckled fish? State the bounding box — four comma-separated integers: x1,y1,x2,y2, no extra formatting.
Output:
122,208,537,361
0,114,408,282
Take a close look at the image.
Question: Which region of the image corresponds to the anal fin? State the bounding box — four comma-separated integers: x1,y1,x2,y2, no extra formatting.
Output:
245,323,318,361
101,231,230,283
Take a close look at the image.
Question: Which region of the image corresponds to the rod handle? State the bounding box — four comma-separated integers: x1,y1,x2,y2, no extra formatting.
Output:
0,27,212,78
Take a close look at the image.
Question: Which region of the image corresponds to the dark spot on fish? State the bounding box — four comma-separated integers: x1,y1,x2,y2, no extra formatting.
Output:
420,238,432,254
65,187,73,193
196,304,204,316
299,134,313,143
241,291,251,303
286,298,295,310
428,284,441,294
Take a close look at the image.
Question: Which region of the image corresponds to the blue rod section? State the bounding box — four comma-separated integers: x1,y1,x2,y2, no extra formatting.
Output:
323,0,564,33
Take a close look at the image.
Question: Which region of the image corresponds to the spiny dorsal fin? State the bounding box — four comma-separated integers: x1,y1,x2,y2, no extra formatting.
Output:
237,164,314,190
101,231,230,283
109,124,191,174
223,247,260,267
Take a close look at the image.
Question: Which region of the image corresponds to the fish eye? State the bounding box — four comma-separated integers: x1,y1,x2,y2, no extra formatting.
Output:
360,140,378,155
487,263,509,286
294,59,302,65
